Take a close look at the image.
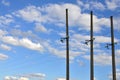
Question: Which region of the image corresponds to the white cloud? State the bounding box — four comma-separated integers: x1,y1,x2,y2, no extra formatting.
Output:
0,53,8,60
19,38,43,51
56,78,66,80
72,34,119,44
43,41,82,60
13,6,44,23
77,0,105,11
105,0,120,10
35,23,47,33
13,4,110,32
77,0,120,11
42,29,119,63
1,36,44,52
0,14,13,26
76,59,85,66
94,77,97,80
69,35,90,53
116,50,120,64
95,36,119,43
42,3,81,26
91,2,105,10
83,49,120,66
83,53,112,65
25,73,46,78
0,29,8,37
1,0,10,6
116,50,120,56
56,78,76,80
4,76,18,80
2,36,19,46
43,3,109,32
72,34,90,41
48,46,81,60
4,76,29,80
10,29,39,40
19,77,29,80
4,73,46,80
108,69,120,80
77,0,89,10
0,44,11,51
1,2,119,64
54,32,119,60
114,17,120,31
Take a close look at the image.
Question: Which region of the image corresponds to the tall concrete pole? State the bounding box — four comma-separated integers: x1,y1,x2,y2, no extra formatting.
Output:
66,9,70,80
90,11,94,80
110,16,116,80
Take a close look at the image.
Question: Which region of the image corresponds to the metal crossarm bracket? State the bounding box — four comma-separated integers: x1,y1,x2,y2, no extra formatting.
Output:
105,42,117,49
60,36,69,43
84,38,95,45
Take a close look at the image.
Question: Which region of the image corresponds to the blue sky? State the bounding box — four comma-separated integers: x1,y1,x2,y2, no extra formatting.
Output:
0,0,120,80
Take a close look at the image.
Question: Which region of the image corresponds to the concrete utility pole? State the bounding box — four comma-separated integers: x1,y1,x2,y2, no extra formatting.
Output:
110,16,116,80
90,11,94,80
66,9,70,80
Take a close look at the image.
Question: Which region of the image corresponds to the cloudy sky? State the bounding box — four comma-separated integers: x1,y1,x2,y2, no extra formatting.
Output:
0,0,120,80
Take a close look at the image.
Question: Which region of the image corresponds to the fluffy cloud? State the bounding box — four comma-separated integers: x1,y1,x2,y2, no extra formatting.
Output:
77,0,105,11
51,32,119,60
10,29,40,40
42,40,84,60
4,73,46,80
56,78,66,80
72,33,119,50
4,76,29,80
4,76,18,80
0,29,8,37
0,44,11,51
24,73,46,78
94,36,119,43
76,59,85,66
56,78,77,80
0,14,13,26
0,2,119,65
19,77,29,80
1,36,44,52
47,44,81,60
83,49,120,66
69,33,119,65
108,69,120,80
83,53,112,65
116,50,120,56
13,6,44,23
41,3,110,32
13,3,110,32
105,0,120,10
0,53,8,60
2,36,19,46
72,34,119,44
35,23,47,33
19,38,43,51
1,0,10,6
77,0,120,11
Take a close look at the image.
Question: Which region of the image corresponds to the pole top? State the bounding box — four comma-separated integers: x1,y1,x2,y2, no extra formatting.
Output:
66,8,68,11
90,11,93,14
110,16,113,19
